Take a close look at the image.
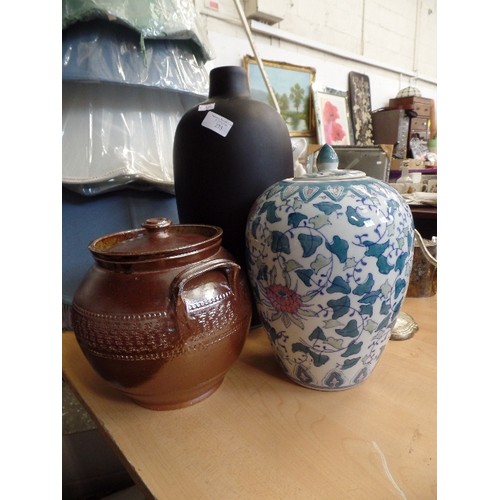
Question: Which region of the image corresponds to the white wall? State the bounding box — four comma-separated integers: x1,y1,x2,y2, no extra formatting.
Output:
194,0,437,112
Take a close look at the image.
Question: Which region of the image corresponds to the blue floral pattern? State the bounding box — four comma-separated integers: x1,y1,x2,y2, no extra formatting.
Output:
246,176,414,390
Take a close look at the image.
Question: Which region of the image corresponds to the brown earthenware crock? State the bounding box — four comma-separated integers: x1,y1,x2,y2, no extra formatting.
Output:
71,217,252,410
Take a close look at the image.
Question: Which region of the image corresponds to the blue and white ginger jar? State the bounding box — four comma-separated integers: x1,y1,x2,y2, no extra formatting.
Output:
245,147,414,390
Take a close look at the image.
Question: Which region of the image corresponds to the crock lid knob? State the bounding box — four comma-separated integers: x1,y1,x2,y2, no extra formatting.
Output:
142,217,172,231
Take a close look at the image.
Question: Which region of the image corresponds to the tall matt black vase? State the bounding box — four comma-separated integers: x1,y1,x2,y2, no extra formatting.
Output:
173,65,293,274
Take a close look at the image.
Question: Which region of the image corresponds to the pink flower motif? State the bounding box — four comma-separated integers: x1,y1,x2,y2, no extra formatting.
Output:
323,101,340,122
331,122,346,142
322,102,346,144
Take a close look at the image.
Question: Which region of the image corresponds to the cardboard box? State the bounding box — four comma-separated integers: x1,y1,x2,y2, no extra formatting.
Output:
390,158,425,171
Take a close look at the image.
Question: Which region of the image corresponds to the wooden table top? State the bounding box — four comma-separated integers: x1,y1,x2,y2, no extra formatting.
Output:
409,205,437,218
62,296,437,500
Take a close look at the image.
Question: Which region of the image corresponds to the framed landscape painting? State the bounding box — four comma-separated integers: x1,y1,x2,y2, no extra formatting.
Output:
243,55,316,136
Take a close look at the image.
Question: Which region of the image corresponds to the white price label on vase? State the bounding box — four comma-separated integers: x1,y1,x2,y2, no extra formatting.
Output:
198,103,215,111
201,111,233,137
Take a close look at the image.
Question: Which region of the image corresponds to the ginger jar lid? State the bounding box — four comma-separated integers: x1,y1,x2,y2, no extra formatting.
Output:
89,217,222,262
294,144,366,182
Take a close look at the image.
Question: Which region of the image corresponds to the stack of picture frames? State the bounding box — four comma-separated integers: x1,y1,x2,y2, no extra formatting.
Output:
243,56,376,148
313,72,376,147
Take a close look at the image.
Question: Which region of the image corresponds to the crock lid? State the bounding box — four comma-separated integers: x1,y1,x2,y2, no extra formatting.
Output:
89,217,222,260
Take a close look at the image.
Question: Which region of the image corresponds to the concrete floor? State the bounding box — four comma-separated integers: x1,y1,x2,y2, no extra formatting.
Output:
62,381,143,499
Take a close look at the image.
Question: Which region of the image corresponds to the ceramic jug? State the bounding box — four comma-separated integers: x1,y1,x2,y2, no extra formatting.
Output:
292,137,308,176
71,217,252,409
245,145,414,390
407,234,437,297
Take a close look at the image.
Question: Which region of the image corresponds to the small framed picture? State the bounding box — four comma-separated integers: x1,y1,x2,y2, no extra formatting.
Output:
348,71,375,146
243,55,316,137
312,83,353,146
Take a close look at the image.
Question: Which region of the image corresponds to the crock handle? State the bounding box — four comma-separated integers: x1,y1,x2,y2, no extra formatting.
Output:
169,258,240,310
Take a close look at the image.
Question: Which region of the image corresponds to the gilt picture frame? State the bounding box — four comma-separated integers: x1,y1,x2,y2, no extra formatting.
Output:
243,55,316,137
312,83,353,146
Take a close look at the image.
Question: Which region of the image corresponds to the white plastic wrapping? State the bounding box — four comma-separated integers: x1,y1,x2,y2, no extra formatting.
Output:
62,20,209,95
62,81,204,195
62,0,215,62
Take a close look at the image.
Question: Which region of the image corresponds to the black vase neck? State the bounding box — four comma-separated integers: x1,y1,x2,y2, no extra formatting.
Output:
209,66,250,99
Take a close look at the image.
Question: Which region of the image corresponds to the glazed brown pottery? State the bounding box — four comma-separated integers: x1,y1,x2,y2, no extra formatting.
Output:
407,237,437,297
71,217,252,410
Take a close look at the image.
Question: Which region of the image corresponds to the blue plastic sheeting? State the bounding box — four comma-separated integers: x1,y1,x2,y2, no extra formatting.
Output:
63,20,209,95
62,0,215,62
62,81,204,196
62,187,179,305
